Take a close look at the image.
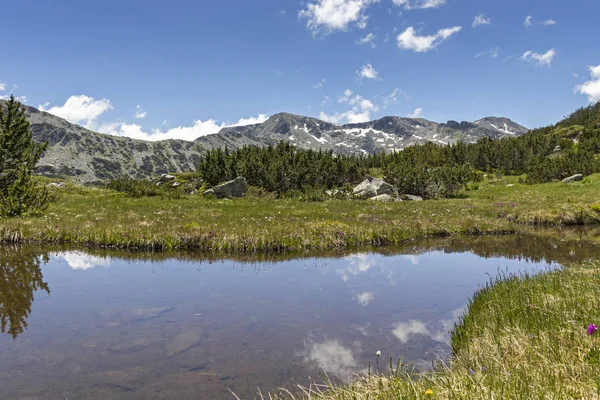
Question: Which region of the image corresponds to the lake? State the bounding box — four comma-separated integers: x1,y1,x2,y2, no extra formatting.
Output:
0,232,597,399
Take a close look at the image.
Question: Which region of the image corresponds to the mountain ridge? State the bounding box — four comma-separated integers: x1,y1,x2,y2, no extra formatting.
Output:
1,101,528,184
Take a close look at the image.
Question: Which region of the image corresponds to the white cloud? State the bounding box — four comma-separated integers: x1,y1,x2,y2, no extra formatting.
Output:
355,292,374,306
576,65,600,103
0,82,5,91
300,338,358,382
392,0,446,10
541,19,556,26
524,15,532,27
357,63,381,80
520,49,556,66
383,88,399,108
472,14,491,27
99,113,269,141
408,108,423,118
55,251,111,271
134,105,147,119
299,0,380,34
397,26,462,52
313,78,327,89
392,320,429,343
356,32,377,48
335,253,377,281
475,47,499,59
39,95,113,129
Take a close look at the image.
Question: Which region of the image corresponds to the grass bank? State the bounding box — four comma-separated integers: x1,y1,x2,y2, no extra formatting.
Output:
267,259,600,399
1,174,600,252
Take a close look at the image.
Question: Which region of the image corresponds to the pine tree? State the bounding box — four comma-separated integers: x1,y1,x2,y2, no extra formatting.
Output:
0,96,49,216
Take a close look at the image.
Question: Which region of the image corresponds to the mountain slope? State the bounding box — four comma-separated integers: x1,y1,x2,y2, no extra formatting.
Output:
22,105,205,184
5,102,528,183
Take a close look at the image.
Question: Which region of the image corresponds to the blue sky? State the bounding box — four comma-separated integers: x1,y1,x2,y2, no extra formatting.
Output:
1,0,599,141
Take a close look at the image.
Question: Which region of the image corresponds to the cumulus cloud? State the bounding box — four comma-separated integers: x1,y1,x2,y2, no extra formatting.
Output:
320,89,378,124
100,114,269,141
356,32,377,48
357,63,381,80
392,0,446,9
408,108,423,118
397,26,462,52
472,14,491,27
524,15,532,27
520,49,556,66
299,0,380,34
39,95,113,129
134,105,147,119
576,65,600,103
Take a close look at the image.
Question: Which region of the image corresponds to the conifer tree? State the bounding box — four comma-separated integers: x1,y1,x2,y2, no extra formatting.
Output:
0,96,49,216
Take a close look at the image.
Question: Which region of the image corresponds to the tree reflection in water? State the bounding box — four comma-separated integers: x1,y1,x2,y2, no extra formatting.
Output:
0,247,50,339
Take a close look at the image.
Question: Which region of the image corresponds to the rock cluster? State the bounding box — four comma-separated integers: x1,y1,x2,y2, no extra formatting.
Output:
351,177,423,202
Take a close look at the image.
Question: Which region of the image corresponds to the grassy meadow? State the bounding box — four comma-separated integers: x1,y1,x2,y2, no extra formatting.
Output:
1,173,600,252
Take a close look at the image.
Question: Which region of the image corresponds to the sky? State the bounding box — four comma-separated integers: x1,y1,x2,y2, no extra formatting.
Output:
1,0,599,141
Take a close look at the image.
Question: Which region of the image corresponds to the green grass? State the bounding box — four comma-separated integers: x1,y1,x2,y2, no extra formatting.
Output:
261,260,600,399
1,174,600,252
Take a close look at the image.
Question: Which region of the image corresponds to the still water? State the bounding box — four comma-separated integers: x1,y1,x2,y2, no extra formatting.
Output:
0,233,598,399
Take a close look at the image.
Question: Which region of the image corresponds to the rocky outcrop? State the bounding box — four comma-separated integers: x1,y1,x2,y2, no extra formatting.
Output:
353,177,398,199
203,177,248,198
562,174,584,183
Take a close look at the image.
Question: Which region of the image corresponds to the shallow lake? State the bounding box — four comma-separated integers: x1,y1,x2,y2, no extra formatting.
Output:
0,232,598,399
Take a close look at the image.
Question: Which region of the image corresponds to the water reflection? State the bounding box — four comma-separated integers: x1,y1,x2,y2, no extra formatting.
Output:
0,230,599,399
57,251,111,270
0,247,50,339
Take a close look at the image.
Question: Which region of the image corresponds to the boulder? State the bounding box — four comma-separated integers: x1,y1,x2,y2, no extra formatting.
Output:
369,194,396,202
46,182,66,188
353,177,398,199
562,174,584,183
160,174,176,181
203,177,248,199
172,181,181,188
400,194,423,202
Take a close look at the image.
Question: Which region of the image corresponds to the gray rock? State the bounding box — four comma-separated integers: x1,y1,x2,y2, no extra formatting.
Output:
172,181,181,188
562,174,584,183
400,194,423,201
369,194,396,202
46,182,66,188
353,177,398,199
203,177,248,198
156,181,163,186
160,174,176,181
325,189,345,199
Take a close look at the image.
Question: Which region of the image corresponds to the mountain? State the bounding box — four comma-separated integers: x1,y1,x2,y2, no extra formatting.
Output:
22,104,205,184
6,102,528,184
200,112,528,156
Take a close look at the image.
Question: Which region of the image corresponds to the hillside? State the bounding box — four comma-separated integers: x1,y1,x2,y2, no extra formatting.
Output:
4,101,528,184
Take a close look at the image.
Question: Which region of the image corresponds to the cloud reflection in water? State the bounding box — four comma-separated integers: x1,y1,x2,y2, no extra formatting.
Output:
54,251,111,270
